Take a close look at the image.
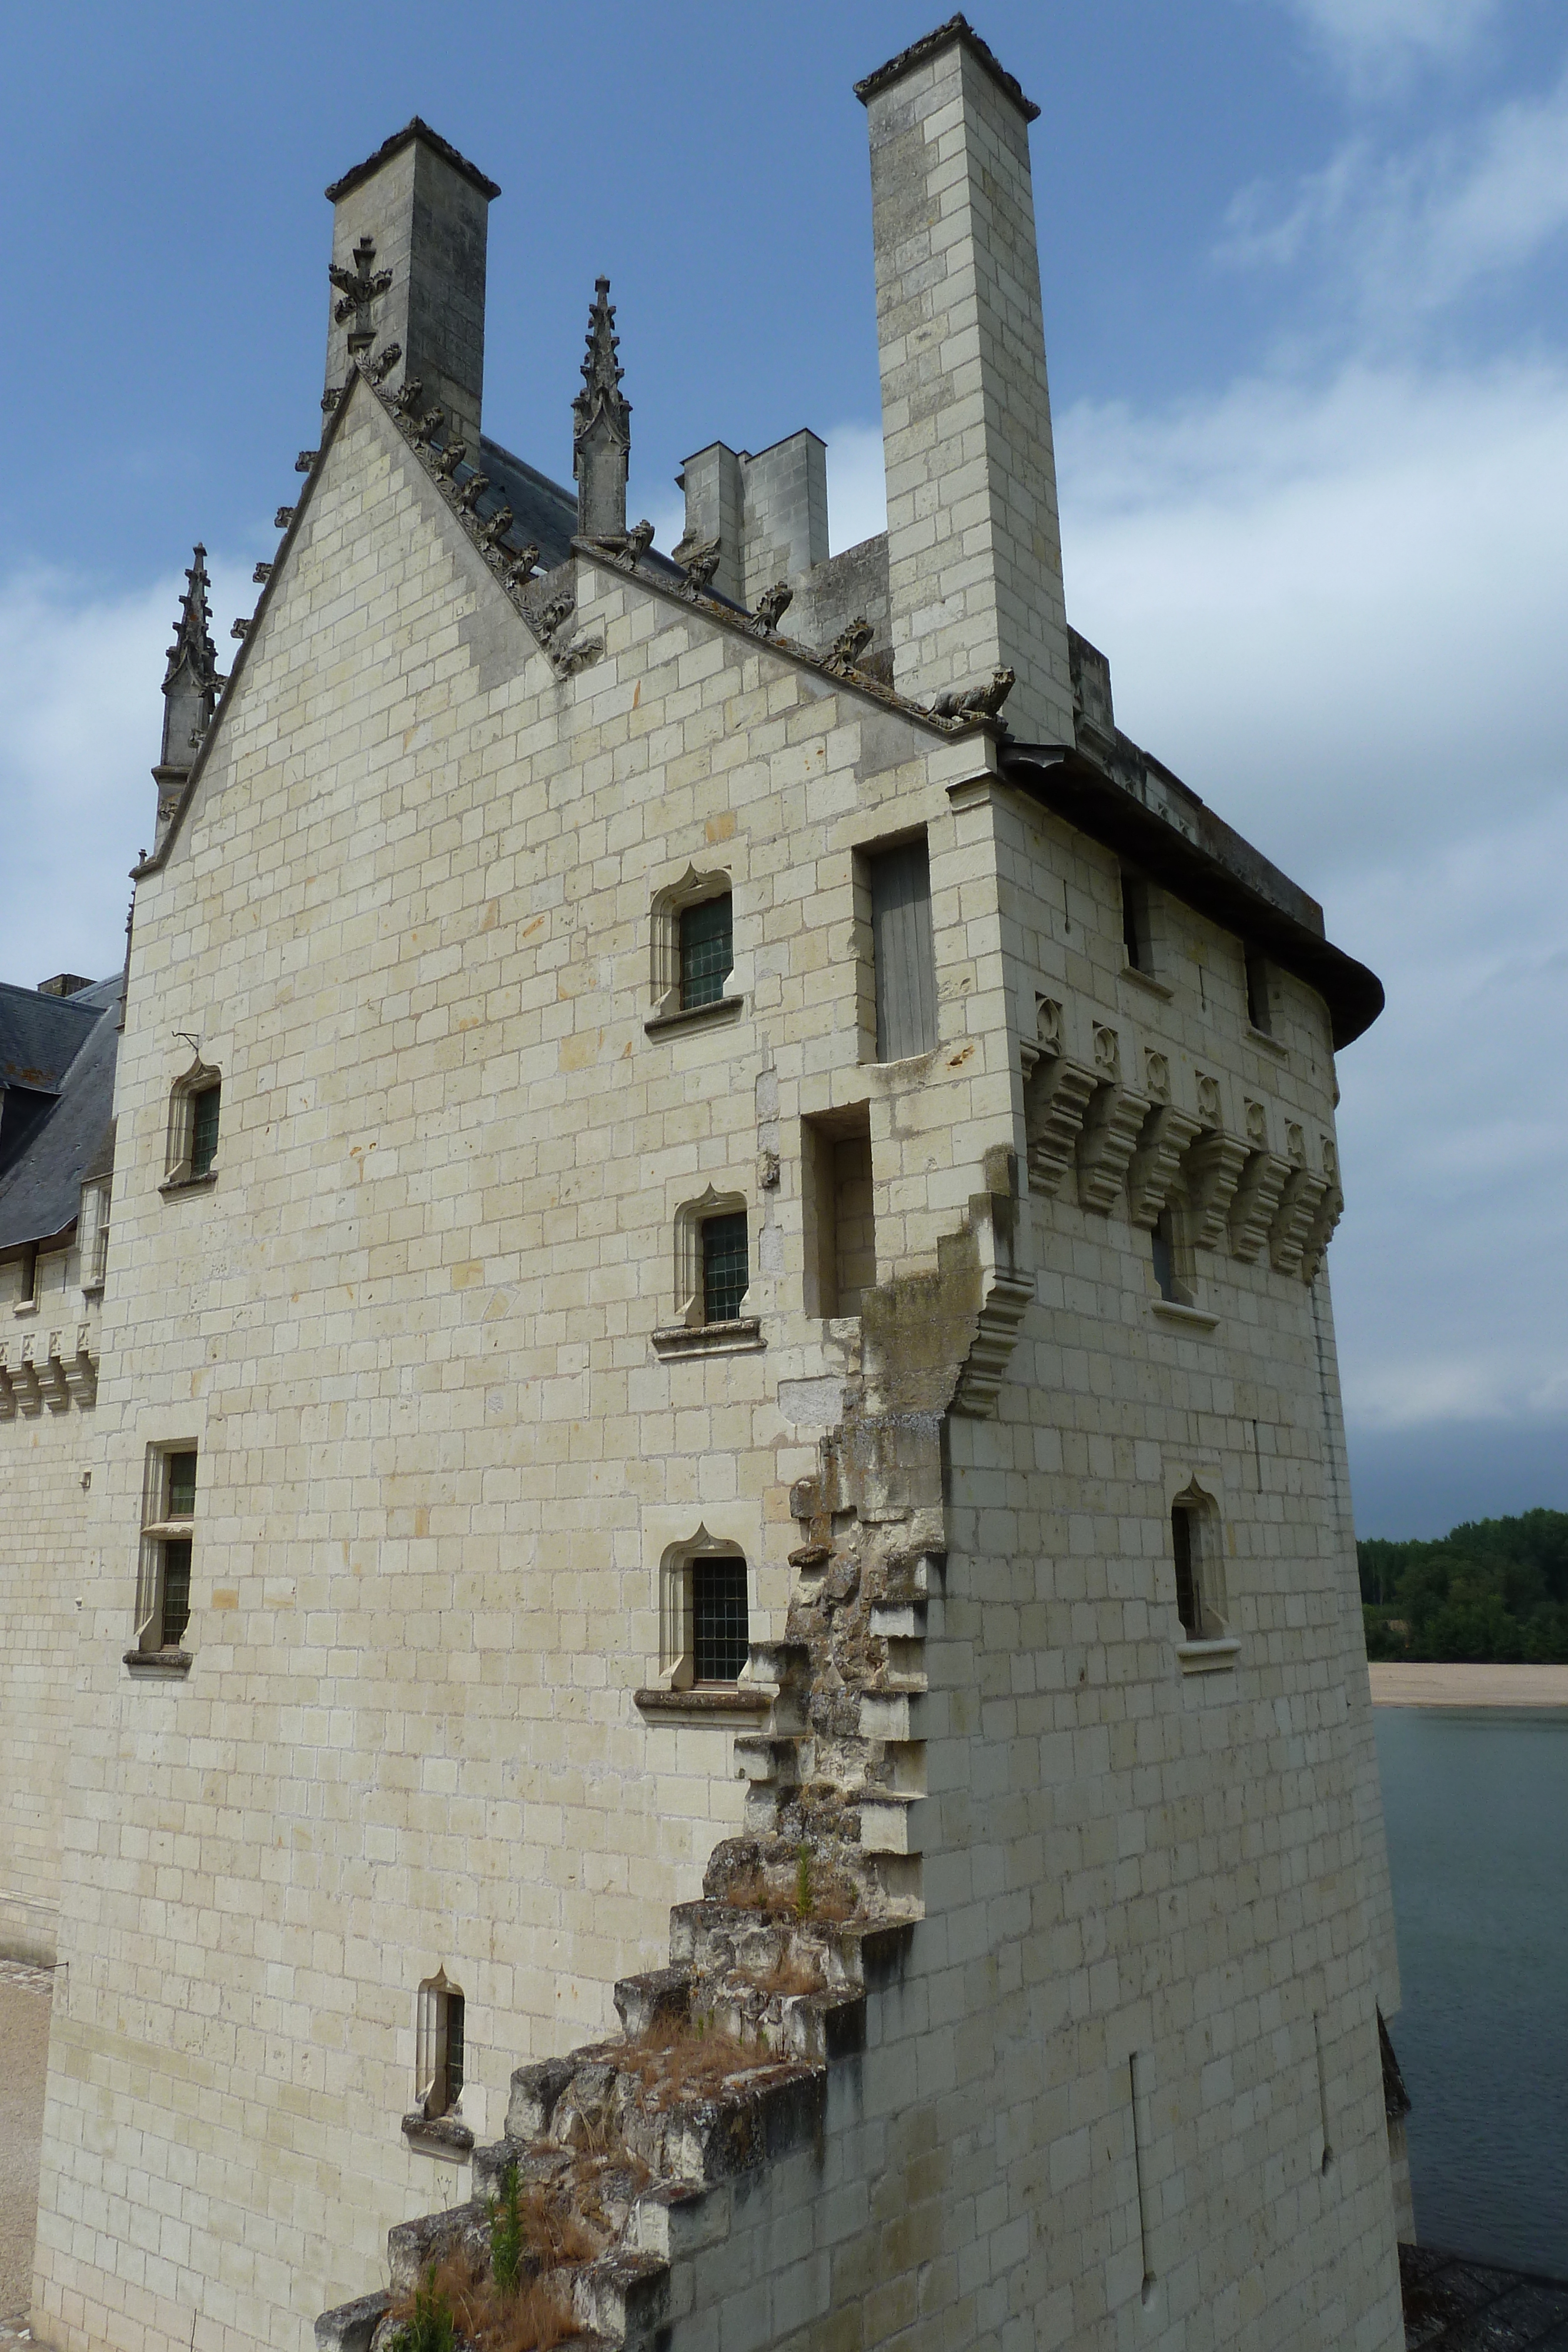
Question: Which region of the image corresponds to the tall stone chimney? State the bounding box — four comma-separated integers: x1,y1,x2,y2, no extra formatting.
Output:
323,120,500,452
855,18,1074,741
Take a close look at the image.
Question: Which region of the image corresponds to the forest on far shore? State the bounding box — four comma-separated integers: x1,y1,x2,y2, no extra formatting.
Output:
1359,1509,1568,1661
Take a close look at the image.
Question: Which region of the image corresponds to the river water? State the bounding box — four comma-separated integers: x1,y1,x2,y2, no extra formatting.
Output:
1375,1706,1568,2276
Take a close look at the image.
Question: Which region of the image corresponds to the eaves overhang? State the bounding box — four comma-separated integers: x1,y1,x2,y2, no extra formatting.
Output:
1001,743,1384,1050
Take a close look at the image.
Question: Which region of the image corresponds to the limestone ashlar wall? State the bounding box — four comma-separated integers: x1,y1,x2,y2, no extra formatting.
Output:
31,386,1017,2352
891,784,1404,2347
0,1239,99,1965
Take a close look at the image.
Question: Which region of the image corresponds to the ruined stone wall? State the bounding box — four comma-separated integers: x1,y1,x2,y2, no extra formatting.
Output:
0,1237,101,1965
30,383,1015,2352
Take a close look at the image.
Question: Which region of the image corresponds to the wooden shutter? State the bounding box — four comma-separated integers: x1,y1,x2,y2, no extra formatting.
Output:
869,838,937,1061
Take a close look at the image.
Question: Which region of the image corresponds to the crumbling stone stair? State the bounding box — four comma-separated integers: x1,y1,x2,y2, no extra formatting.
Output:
318,1486,933,2351
316,1895,912,2352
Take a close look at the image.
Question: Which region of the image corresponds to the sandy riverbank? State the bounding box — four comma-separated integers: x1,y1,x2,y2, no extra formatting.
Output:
1370,1662,1568,1707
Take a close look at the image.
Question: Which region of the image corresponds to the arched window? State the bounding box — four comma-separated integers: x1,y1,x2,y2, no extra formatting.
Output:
1169,1482,1227,1643
649,866,735,1023
659,1528,751,1690
165,1055,222,1187
414,1968,464,2121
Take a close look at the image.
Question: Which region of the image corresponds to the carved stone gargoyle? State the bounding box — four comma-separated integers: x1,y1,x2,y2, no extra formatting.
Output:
825,616,873,672
753,581,793,633
932,666,1015,721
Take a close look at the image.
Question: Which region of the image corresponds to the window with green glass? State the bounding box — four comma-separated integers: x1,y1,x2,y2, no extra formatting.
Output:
160,1539,193,1648
693,1556,750,1683
701,1211,748,1324
679,895,733,1011
190,1085,220,1177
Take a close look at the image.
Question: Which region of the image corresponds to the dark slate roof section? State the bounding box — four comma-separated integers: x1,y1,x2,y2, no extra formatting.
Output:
0,978,120,1251
475,436,690,587
0,981,101,1091
854,14,1041,122
1001,744,1384,1049
325,118,501,204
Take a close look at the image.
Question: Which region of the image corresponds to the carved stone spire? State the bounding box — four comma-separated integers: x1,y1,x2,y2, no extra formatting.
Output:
573,276,630,538
153,546,219,850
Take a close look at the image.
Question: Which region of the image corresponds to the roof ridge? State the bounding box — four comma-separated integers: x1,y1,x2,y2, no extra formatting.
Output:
325,119,500,205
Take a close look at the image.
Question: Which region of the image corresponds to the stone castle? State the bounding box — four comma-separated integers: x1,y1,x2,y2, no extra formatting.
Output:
0,19,1414,2350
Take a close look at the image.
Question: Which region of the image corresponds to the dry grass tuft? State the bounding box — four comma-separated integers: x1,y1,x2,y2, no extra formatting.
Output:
754,1953,824,1997
383,2246,584,2352
621,2020,765,2106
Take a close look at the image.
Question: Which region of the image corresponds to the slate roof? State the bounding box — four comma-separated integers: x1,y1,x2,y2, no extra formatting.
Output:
474,435,691,589
0,977,119,1251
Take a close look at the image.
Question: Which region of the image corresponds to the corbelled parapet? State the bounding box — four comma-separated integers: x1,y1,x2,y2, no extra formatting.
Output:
574,276,631,539
857,15,1075,740
323,119,499,453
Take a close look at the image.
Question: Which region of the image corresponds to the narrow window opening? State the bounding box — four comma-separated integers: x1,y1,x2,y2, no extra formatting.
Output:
1245,950,1272,1035
1151,1210,1179,1304
1129,2052,1155,2304
414,1969,464,2121
16,1240,39,1310
802,1105,874,1317
1121,868,1153,975
135,1443,198,1658
865,835,937,1062
190,1084,221,1178
692,1556,750,1685
1313,2012,1335,2174
678,893,733,1011
1171,1504,1201,1639
701,1211,748,1325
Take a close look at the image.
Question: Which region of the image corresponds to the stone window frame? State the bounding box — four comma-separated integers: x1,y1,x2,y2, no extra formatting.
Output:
1168,1476,1239,1672
673,1186,751,1328
855,829,938,1065
646,864,740,1031
163,1055,223,1191
11,1240,39,1317
79,1175,112,1295
126,1439,199,1671
656,1526,753,1693
403,1967,473,2158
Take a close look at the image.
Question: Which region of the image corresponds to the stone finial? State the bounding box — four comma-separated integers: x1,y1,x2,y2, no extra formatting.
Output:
328,235,394,357
152,546,219,851
573,276,630,539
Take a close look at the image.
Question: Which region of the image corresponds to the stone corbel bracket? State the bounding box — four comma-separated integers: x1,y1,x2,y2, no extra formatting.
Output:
1228,1098,1295,1262
1127,1102,1203,1230
1075,1026,1150,1214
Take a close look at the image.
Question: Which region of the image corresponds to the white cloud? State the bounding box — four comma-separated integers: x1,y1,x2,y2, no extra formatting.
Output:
1285,0,1500,89
1222,58,1568,326
1057,360,1568,881
0,557,251,987
1055,359,1568,1435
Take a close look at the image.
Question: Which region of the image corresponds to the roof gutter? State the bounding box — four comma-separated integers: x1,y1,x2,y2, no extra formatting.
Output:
999,743,1384,1050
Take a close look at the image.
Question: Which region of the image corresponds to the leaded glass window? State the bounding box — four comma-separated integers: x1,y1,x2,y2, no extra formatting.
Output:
701,1211,748,1324
190,1085,220,1178
693,1556,750,1683
680,895,733,1011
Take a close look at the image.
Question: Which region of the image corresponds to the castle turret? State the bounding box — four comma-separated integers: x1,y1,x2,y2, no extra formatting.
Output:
856,16,1075,739
152,545,218,851
323,120,499,452
573,276,630,540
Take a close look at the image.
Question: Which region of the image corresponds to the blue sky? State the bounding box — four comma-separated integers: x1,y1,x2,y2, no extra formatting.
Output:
4,0,1567,1536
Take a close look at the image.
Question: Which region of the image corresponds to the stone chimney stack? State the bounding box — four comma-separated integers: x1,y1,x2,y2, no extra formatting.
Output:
323,120,499,452
152,546,218,852
855,18,1074,741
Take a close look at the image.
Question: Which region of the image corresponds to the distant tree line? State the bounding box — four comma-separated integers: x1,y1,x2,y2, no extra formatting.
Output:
1359,1509,1568,1662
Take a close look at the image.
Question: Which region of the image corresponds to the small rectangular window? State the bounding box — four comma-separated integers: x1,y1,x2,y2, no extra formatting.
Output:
1172,1505,1200,1639
693,1556,750,1684
1151,1211,1178,1304
679,894,733,1011
802,1105,875,1317
190,1085,221,1178
701,1211,748,1324
1245,951,1272,1035
134,1443,198,1658
867,837,937,1061
414,1971,464,2121
16,1241,38,1311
